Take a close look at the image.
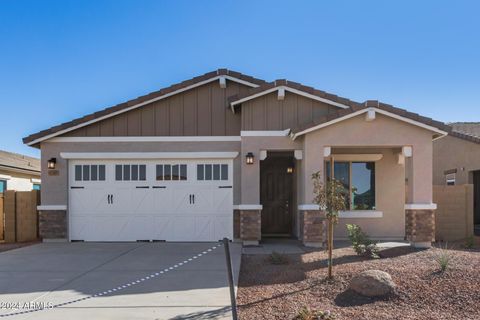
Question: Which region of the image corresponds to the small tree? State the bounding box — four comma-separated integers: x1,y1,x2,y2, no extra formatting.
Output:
312,171,347,279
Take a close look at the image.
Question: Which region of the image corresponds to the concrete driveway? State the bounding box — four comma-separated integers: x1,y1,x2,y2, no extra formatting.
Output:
0,242,241,320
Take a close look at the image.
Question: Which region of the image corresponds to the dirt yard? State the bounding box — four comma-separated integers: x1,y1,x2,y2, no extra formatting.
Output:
237,245,480,320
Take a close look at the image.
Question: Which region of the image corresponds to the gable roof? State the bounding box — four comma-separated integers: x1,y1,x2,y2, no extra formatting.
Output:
228,79,358,111
23,69,453,146
0,150,40,174
290,100,451,139
23,69,266,146
448,122,480,144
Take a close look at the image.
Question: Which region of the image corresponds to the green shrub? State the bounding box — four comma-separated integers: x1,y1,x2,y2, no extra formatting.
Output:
294,307,335,320
434,243,453,273
269,251,289,265
346,224,379,259
465,236,474,249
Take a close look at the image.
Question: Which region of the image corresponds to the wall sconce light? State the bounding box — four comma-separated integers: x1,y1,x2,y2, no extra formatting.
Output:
287,166,294,174
47,158,57,169
246,152,254,165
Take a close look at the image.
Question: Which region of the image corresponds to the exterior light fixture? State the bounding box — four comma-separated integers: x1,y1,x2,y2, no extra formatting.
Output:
287,166,294,174
246,152,254,165
47,158,57,169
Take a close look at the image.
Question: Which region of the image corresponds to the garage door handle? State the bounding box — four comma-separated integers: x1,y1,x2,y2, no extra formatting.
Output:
136,186,149,189
107,194,111,204
189,194,192,204
192,194,195,204
218,186,232,188
152,186,166,189
70,186,84,189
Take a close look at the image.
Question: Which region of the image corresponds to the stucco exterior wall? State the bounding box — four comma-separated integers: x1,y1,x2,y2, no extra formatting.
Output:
302,113,434,204
334,149,405,239
40,141,241,205
433,135,480,185
0,169,40,191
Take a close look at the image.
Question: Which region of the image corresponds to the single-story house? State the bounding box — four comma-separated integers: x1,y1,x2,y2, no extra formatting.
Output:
433,122,480,237
23,69,450,248
0,150,41,192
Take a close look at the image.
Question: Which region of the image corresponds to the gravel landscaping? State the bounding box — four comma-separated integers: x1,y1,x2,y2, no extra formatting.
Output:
237,245,480,320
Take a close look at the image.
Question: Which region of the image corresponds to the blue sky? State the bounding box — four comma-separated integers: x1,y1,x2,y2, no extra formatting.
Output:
1,0,479,157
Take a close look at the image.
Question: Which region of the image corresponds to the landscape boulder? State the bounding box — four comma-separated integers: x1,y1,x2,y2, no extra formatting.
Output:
349,270,396,297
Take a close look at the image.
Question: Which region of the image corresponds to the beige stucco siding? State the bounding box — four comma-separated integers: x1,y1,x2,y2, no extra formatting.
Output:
241,92,334,130
40,141,241,205
433,135,480,185
0,170,40,191
65,80,250,137
302,113,434,204
332,149,406,239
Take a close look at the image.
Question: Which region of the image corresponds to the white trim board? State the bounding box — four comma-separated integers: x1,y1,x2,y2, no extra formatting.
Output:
230,86,350,109
60,152,239,160
298,204,320,210
25,75,259,146
326,154,383,161
37,205,67,211
339,211,383,218
240,129,291,137
48,136,242,143
405,203,437,210
292,107,448,139
233,204,263,210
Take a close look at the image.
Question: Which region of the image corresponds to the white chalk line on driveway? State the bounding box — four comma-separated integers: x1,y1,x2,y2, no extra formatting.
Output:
0,243,222,318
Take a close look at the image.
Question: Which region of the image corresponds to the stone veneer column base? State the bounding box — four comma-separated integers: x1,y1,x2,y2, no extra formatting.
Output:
240,210,261,246
39,210,67,240
300,210,325,248
405,209,435,248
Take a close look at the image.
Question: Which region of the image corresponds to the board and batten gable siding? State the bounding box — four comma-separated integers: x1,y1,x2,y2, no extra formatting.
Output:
241,91,335,131
64,80,251,137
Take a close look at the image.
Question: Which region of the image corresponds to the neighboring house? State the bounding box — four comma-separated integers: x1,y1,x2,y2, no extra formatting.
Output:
23,69,450,248
0,150,41,192
433,122,480,236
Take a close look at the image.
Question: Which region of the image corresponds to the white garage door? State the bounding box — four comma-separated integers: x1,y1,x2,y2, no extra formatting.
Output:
68,159,233,242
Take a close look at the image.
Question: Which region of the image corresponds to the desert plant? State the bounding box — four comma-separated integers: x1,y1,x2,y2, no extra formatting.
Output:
312,171,347,279
295,307,316,320
464,235,474,249
269,251,289,265
294,307,335,320
434,243,453,273
346,224,379,259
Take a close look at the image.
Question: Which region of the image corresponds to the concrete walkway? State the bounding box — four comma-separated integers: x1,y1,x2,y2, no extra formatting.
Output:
0,242,241,320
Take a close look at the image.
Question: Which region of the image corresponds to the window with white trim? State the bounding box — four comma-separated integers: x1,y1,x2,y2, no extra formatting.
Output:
326,161,376,210
197,164,228,181
446,173,456,186
75,165,106,181
156,164,187,181
115,164,146,181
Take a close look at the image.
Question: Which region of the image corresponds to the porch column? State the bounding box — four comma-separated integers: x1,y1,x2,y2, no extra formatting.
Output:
239,140,262,245
405,144,436,248
297,137,326,247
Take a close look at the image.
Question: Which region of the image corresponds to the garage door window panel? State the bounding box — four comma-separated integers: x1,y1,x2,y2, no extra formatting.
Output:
75,164,106,181
197,164,229,181
156,164,187,181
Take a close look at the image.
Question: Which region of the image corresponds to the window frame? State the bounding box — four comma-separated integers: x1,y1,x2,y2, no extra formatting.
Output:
446,173,456,186
74,164,106,182
326,160,376,211
0,179,7,193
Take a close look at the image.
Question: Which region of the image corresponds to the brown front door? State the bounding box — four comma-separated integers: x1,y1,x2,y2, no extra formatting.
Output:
260,154,294,236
